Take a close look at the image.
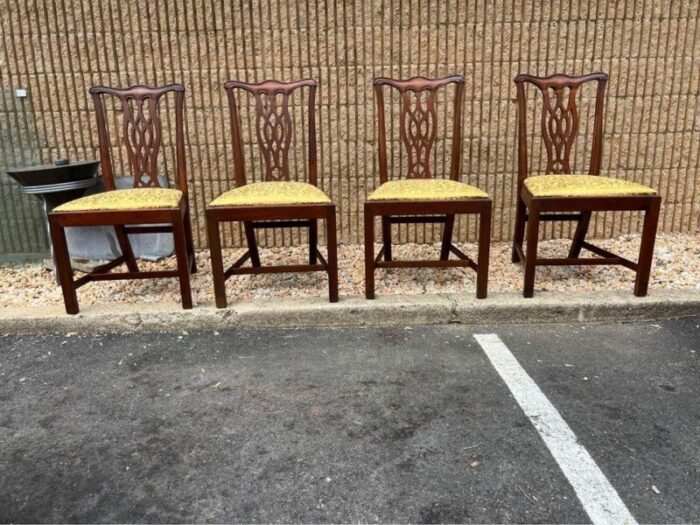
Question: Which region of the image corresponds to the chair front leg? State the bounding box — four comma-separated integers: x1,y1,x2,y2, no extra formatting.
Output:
364,207,375,299
523,202,541,298
511,194,527,263
440,214,455,261
381,216,392,261
476,205,491,299
183,207,197,273
49,217,79,315
634,197,661,297
206,215,227,309
309,219,318,265
325,209,339,303
172,214,193,309
568,211,592,259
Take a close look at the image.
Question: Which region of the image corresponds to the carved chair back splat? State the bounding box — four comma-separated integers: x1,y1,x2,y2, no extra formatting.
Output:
514,72,607,183
224,79,317,187
511,72,661,299
90,84,187,194
374,75,465,183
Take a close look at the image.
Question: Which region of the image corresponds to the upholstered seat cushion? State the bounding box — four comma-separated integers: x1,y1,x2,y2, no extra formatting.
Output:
367,179,488,201
524,174,656,198
209,181,331,207
54,188,183,212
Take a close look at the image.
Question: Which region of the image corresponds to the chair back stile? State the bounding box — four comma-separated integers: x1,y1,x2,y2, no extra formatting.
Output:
89,84,187,196
223,79,318,187
514,72,608,186
373,75,465,184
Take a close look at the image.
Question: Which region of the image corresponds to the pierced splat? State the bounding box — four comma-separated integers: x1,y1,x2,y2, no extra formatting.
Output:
90,84,187,192
400,88,438,178
374,75,465,184
514,73,608,181
540,84,579,174
224,79,318,187
254,90,293,181
122,94,165,187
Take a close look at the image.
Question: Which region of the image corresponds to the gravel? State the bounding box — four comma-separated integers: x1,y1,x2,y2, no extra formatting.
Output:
1,232,698,308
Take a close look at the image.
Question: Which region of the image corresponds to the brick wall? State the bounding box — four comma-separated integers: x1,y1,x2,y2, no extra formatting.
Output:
1,1,698,250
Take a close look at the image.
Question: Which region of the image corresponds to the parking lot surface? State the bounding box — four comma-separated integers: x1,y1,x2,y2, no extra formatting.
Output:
1,317,698,523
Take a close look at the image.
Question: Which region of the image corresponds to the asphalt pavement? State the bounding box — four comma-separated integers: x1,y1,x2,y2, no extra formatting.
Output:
0,317,698,523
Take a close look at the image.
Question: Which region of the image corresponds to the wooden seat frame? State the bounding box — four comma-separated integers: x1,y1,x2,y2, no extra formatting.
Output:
206,79,338,308
48,84,196,314
364,75,492,299
511,72,662,297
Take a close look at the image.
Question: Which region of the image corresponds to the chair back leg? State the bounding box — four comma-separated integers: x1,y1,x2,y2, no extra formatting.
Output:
243,222,261,267
114,225,139,273
309,219,318,265
568,211,592,259
183,208,197,273
381,216,393,261
440,214,455,261
511,196,527,263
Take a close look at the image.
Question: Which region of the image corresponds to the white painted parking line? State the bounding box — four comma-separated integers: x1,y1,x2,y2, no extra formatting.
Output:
474,333,637,525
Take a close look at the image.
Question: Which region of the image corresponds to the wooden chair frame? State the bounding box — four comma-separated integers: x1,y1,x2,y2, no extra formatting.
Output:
48,84,196,314
206,79,338,308
511,72,662,297
365,75,492,299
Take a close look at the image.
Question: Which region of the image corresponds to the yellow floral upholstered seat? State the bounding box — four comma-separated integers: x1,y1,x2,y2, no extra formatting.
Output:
367,179,488,201
524,174,656,198
54,188,183,212
209,181,331,207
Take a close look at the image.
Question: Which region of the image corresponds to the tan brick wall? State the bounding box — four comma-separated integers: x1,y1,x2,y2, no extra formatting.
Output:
1,1,698,248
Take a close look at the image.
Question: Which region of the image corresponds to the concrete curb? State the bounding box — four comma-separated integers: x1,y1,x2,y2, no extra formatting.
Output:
1,289,698,334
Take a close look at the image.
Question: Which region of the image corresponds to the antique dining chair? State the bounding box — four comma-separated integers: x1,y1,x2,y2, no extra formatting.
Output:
206,79,338,308
364,75,492,299
511,72,661,297
48,84,196,314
